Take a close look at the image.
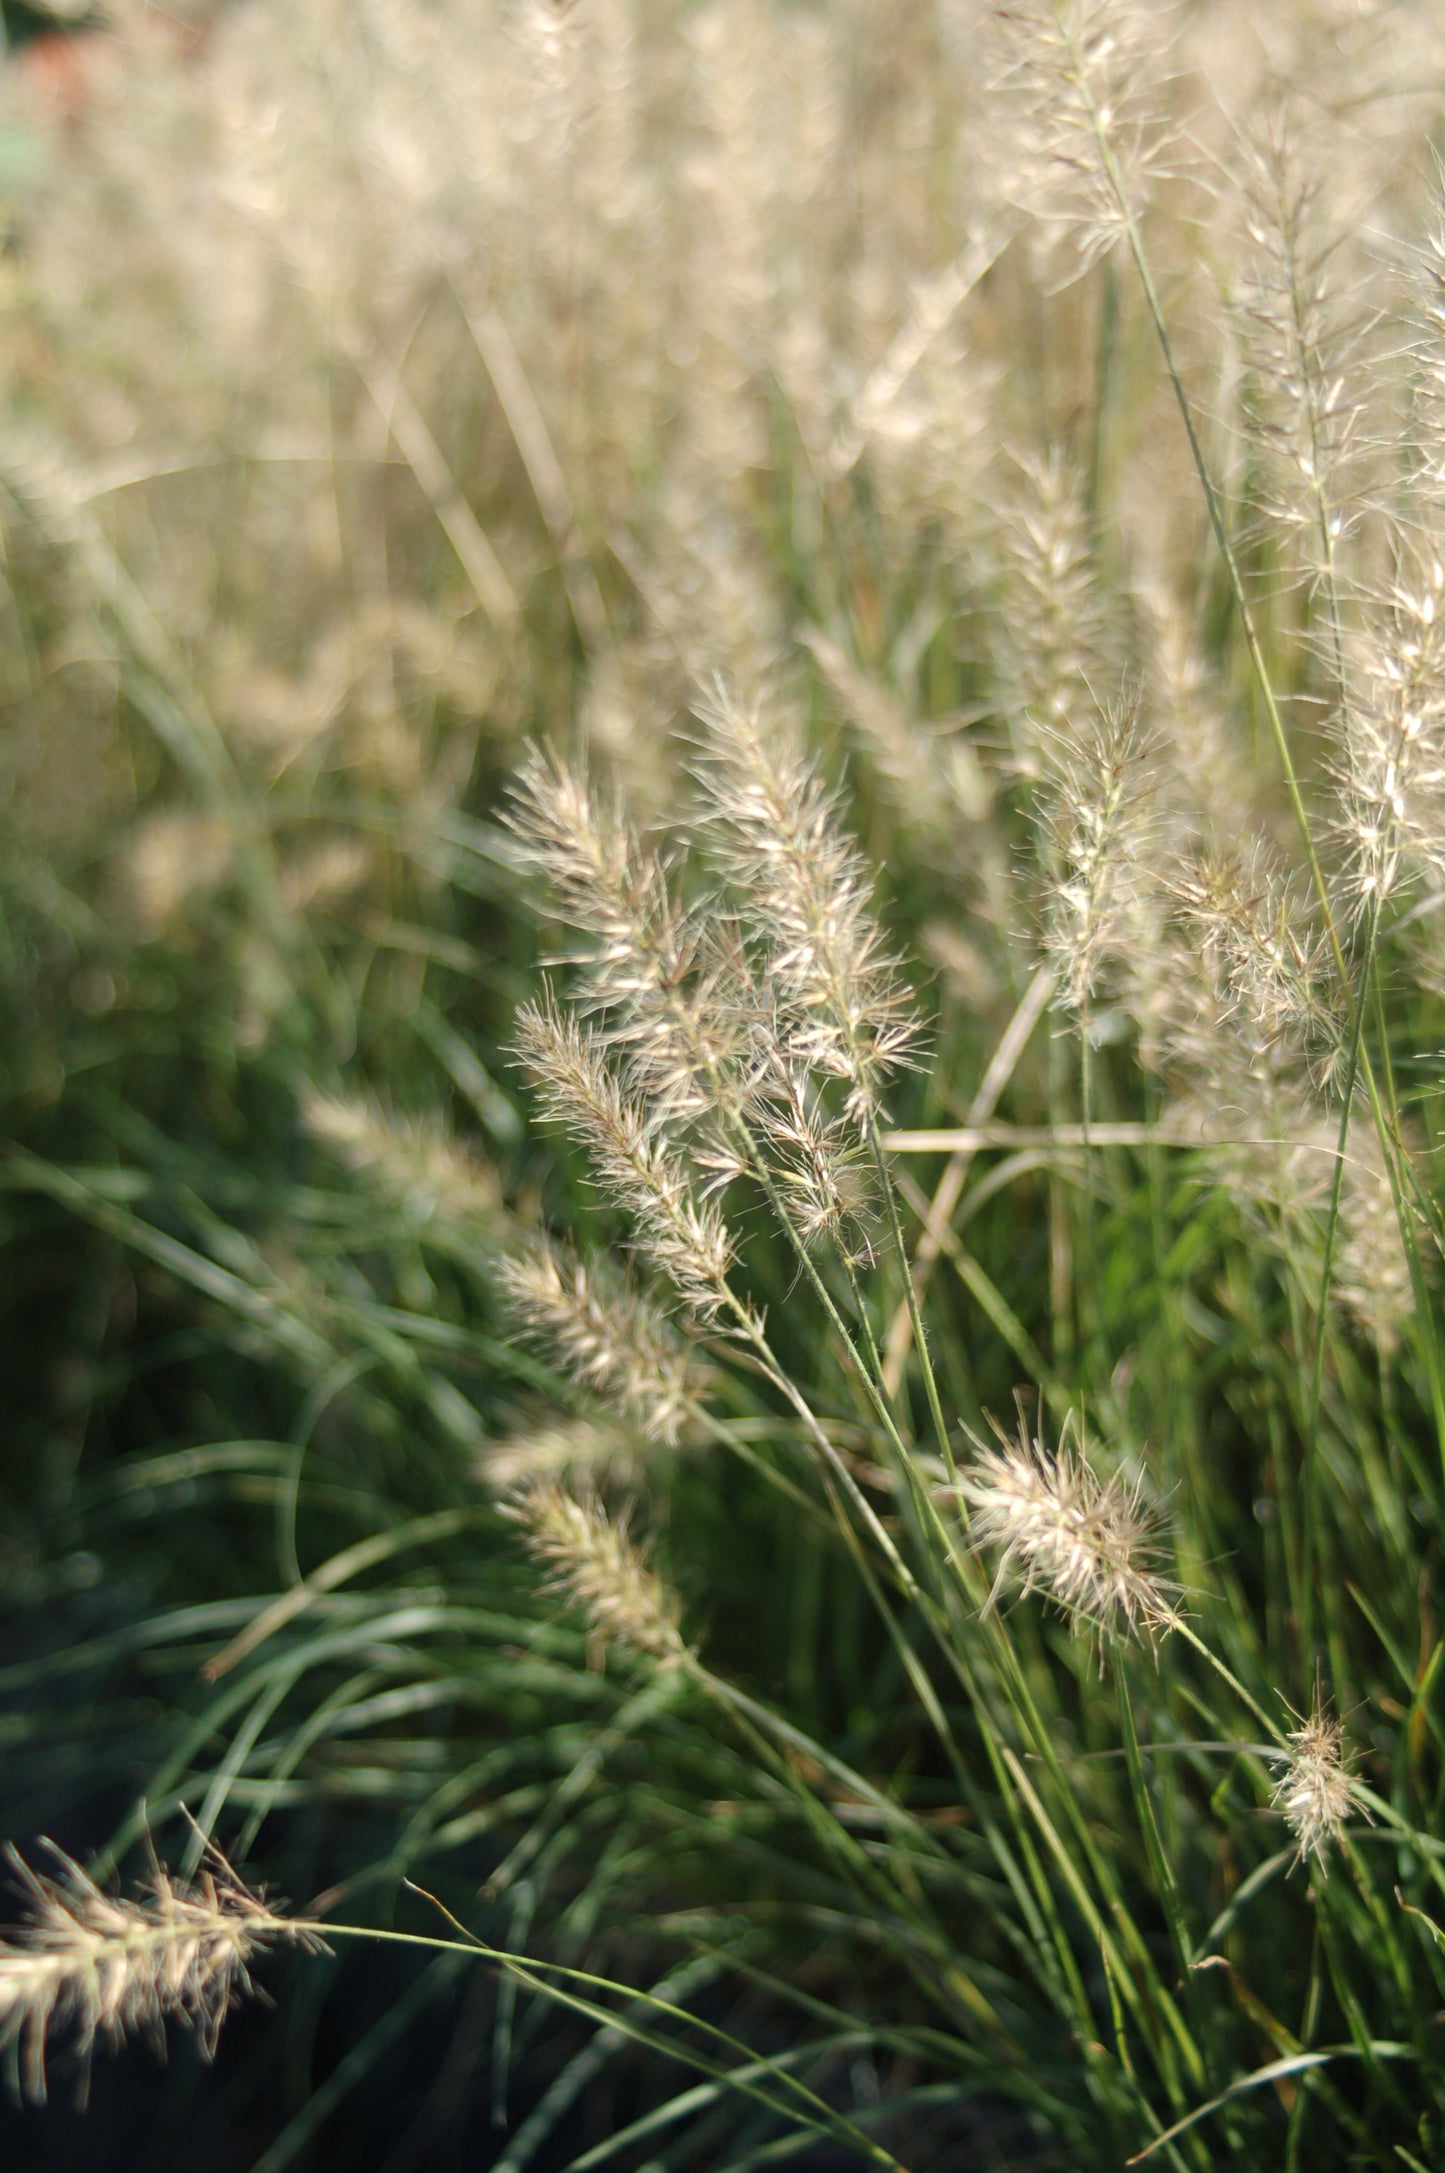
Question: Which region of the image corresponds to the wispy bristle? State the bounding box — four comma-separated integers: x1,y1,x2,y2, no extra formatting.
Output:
692,680,920,1127
1231,112,1374,582
1271,1699,1361,1869
801,625,997,872
1334,555,1445,918
507,747,748,1120
480,1413,642,1493
0,1841,318,2105
1171,846,1342,1086
301,1089,501,1223
1335,1129,1417,1361
991,0,1175,271
513,999,736,1320
993,450,1104,766
1042,697,1159,1015
958,1412,1178,1640
496,1240,702,1444
750,1063,878,1262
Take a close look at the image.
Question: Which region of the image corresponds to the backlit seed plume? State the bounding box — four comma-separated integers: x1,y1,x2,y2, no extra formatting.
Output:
496,1241,701,1444
514,999,735,1320
991,0,1174,270
480,1413,641,1493
507,747,746,1119
1232,113,1371,580
751,1063,878,1262
993,450,1106,771
1335,555,1445,917
510,1481,687,1664
1271,1699,1360,1868
692,680,919,1127
1042,697,1159,1014
0,1841,318,2104
802,624,994,848
1412,190,1445,514
1171,846,1342,1085
1136,582,1260,843
958,1413,1178,1639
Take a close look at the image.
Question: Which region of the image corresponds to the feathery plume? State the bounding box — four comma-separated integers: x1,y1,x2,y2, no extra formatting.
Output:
692,680,919,1126
991,0,1175,271
1135,581,1263,844
1170,846,1342,1086
1042,696,1159,1015
1335,1127,1418,1361
802,625,994,847
509,1481,687,1664
0,1840,318,2104
1334,553,1445,918
958,1411,1178,1639
992,450,1106,772
496,1240,701,1444
513,999,736,1320
480,1413,642,1493
1271,1698,1361,1869
1410,185,1445,516
507,746,748,1120
1231,112,1372,581
749,1063,878,1263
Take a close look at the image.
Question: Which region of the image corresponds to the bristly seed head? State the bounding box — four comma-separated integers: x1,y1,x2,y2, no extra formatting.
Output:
509,1481,688,1664
506,746,749,1122
513,997,737,1321
1271,1698,1362,1870
1042,694,1159,1015
496,1240,702,1445
958,1411,1179,1640
691,678,920,1128
1334,556,1445,919
0,1840,320,2105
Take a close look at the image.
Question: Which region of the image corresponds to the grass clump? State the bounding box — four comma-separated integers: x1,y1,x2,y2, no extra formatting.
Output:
5,2,1445,2166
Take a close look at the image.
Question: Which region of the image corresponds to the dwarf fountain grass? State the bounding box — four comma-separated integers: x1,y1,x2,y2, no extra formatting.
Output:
0,1840,322,2106
496,1239,701,1446
1271,1699,1362,1872
508,1482,690,1668
958,1409,1180,1640
9,0,1445,2166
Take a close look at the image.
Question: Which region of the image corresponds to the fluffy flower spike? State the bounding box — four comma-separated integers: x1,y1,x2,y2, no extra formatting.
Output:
0,1838,319,2104
509,1481,689,1665
958,1409,1179,1640
1271,1697,1365,1870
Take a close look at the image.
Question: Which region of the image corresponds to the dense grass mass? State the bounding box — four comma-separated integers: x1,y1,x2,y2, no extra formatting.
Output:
6,2,1445,2166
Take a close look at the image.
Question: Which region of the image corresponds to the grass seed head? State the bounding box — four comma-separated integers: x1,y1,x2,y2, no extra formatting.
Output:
0,1841,316,2105
496,1241,702,1445
1272,1699,1360,1869
960,1413,1179,1641
507,747,750,1123
513,999,736,1320
692,679,920,1128
510,1481,687,1664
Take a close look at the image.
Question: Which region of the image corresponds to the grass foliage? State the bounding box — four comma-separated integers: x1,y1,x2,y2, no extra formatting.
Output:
5,2,1445,2165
